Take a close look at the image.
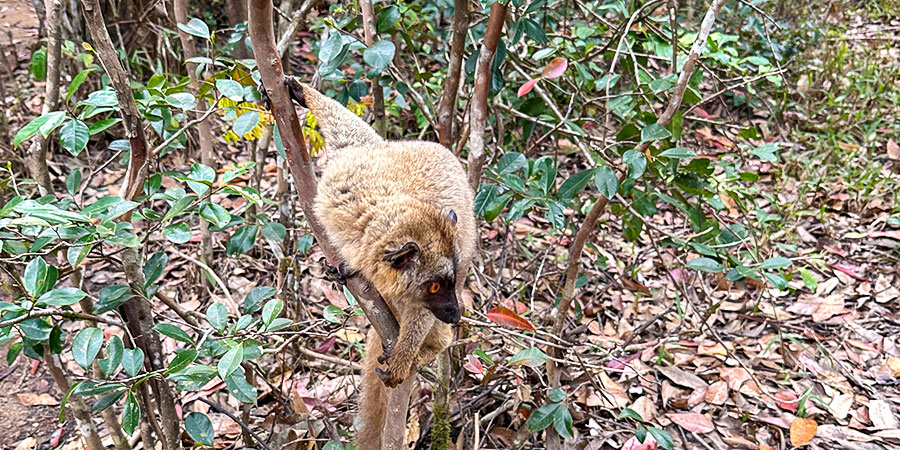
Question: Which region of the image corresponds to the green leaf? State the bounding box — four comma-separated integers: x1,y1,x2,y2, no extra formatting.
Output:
261,222,286,242
88,118,121,135
206,303,228,333
749,142,779,162
92,390,126,413
166,348,197,373
759,257,791,270
647,426,675,450
122,392,140,435
24,256,48,297
376,5,400,32
144,252,169,287
30,47,46,81
765,272,788,290
154,323,193,344
243,286,275,314
93,284,133,314
224,367,257,403
79,90,118,107
799,268,818,291
66,169,82,196
200,203,231,228
552,405,574,439
19,318,53,342
186,164,216,195
659,147,697,159
594,166,618,199
323,305,345,324
74,381,125,396
265,317,292,332
233,111,260,137
527,403,559,431
226,225,258,256
72,327,103,370
508,347,548,367
262,298,283,327
622,149,647,180
640,123,672,143
163,222,192,244
122,348,144,376
318,32,346,75
178,18,211,39
363,40,395,72
99,335,124,376
216,79,244,102
162,194,197,222
37,287,87,306
59,120,90,155
686,257,725,273
557,168,595,200
166,92,196,110
59,381,79,422
618,408,644,421
66,68,95,104
496,152,526,175
185,412,215,447
7,341,23,365
548,387,566,403
218,344,243,380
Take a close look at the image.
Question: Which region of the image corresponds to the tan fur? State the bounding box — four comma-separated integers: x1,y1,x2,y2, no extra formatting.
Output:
299,83,475,448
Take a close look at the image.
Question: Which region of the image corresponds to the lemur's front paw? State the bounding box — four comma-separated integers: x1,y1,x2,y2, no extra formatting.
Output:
377,342,392,365
375,367,404,388
322,261,356,286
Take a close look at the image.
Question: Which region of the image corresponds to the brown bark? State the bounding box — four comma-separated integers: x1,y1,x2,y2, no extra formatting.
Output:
436,0,470,148
80,1,179,448
247,0,399,347
359,0,387,137
27,0,63,195
80,0,148,202
174,0,215,264
465,2,507,190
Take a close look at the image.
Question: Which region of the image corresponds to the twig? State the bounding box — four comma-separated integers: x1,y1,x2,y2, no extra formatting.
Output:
436,0,471,147
171,248,238,313
196,397,274,450
0,309,125,330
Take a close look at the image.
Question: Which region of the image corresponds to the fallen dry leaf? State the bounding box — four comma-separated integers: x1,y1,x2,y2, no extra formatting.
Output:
658,365,707,389
704,381,728,405
887,138,900,160
868,400,899,430
14,438,36,450
17,392,59,406
666,412,715,433
775,390,799,413
790,417,818,446
888,357,900,378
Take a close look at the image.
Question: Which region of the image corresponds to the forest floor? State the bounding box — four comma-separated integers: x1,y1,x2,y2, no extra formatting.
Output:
1,1,900,450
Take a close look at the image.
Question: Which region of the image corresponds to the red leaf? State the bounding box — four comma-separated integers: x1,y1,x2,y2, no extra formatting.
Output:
829,263,869,281
541,57,568,79
517,78,539,97
463,354,483,374
316,335,337,354
50,428,65,448
486,305,536,331
666,412,715,433
775,390,799,412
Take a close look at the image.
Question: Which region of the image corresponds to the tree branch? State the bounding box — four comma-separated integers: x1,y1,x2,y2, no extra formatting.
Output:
359,0,387,137
436,0,470,148
465,2,507,190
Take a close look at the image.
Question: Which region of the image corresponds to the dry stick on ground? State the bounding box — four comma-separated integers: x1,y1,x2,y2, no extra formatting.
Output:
80,1,181,448
174,0,216,266
436,0,471,148
26,0,62,195
246,1,412,448
466,2,508,190
359,0,387,137
545,0,726,445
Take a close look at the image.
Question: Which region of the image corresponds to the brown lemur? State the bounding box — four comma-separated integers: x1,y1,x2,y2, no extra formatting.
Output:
281,77,476,447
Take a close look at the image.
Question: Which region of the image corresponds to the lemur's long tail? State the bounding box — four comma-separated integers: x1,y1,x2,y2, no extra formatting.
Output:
286,77,382,152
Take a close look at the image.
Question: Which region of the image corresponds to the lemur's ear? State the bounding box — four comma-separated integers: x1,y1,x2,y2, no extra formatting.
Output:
446,209,458,226
383,241,420,269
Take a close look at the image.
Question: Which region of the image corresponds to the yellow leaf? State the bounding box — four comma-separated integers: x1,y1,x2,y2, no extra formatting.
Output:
790,417,817,446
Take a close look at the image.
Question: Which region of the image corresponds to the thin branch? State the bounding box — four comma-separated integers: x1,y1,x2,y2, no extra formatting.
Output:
436,0,470,147
466,2,508,190
359,0,387,137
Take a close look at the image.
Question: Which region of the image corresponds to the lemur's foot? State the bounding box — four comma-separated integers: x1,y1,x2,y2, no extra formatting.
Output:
322,260,357,286
284,77,307,107
377,342,392,365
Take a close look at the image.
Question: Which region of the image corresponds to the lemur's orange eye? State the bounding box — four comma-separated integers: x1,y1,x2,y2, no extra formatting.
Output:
429,282,441,294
